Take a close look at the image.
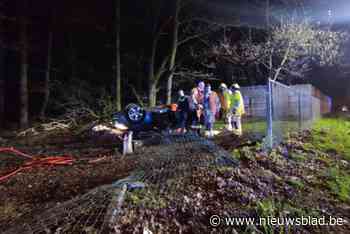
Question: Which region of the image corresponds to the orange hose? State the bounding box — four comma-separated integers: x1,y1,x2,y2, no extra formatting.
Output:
0,147,75,183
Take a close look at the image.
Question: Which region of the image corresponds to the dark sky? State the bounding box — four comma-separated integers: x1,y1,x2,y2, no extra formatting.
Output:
1,1,350,90
3,0,350,34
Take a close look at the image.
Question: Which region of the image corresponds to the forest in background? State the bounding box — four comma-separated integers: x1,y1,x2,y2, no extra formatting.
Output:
1,0,350,129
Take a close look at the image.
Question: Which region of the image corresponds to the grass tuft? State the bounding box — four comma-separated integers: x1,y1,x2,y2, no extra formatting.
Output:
326,167,350,202
312,118,350,161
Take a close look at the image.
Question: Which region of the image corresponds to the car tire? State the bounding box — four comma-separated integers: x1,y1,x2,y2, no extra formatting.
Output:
125,103,145,123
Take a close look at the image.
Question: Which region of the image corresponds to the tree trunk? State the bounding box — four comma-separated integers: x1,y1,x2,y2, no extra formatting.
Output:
115,0,121,111
147,1,169,108
273,43,290,81
19,13,28,129
147,3,173,107
148,81,157,107
147,55,168,107
0,48,4,128
166,0,180,105
40,30,53,119
166,72,174,105
0,19,4,127
147,30,158,107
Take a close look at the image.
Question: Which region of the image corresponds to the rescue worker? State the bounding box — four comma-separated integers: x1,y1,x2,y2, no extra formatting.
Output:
229,83,245,135
219,83,233,130
168,102,178,132
176,90,189,133
189,81,205,130
203,84,219,138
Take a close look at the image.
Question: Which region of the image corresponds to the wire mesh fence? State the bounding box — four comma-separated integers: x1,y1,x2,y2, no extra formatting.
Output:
3,132,238,234
241,80,324,148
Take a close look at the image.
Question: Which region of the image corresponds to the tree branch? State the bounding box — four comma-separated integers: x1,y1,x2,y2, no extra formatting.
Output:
128,84,145,107
178,31,211,46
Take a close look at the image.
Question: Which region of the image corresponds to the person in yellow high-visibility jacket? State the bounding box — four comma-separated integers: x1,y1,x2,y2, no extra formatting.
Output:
219,83,233,129
229,83,245,135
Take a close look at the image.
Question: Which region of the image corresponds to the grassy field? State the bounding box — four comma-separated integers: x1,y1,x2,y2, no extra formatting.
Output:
214,118,312,139
217,116,350,232
214,118,266,132
309,117,350,203
312,118,350,161
215,116,350,203
215,116,350,160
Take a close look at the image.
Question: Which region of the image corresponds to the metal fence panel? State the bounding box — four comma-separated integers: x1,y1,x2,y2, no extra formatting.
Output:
240,80,323,149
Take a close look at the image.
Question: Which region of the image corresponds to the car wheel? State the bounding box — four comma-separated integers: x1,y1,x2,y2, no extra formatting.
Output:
125,103,145,123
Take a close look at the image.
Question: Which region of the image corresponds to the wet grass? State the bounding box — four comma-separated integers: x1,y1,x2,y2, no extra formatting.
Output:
214,118,312,141
312,118,350,161
310,118,350,202
219,116,350,204
215,117,350,162
325,167,350,202
214,119,266,133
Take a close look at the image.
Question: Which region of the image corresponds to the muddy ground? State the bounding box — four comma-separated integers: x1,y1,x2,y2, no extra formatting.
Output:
0,132,136,229
0,130,349,233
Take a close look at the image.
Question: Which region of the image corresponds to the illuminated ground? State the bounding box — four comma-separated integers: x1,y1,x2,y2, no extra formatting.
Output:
0,117,349,233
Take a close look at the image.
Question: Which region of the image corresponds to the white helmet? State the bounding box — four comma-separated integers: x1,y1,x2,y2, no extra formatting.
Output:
232,83,240,89
219,83,228,89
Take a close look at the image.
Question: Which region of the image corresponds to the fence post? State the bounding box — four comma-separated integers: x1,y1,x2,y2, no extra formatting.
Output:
266,79,273,149
311,96,314,121
298,93,302,130
123,131,133,155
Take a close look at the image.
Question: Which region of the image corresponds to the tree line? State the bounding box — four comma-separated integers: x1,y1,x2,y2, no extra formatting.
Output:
0,0,347,129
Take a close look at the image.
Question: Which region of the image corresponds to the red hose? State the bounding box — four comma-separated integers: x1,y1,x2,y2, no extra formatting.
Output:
0,147,75,183
0,168,26,182
0,147,33,159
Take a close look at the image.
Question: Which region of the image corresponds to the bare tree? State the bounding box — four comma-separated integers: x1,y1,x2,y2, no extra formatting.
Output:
39,30,52,119
0,18,4,127
147,38,167,107
211,18,348,82
40,7,54,119
147,0,220,107
146,0,171,107
166,0,180,105
115,0,122,111
19,1,29,128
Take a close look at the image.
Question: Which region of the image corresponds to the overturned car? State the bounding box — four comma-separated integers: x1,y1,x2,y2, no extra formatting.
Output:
91,103,178,154
112,103,178,135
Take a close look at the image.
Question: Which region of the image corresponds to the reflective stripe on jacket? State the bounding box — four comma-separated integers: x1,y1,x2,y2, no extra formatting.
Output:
223,90,232,110
231,90,245,116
